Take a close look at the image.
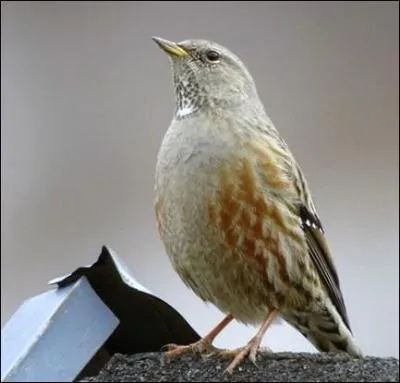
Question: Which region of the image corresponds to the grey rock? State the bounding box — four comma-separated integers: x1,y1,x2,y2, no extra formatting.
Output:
80,351,399,382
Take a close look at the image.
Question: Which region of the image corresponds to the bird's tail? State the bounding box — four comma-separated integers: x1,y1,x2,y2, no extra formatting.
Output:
285,300,363,357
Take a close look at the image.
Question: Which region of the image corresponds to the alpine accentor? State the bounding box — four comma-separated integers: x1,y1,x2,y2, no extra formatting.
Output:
152,36,362,374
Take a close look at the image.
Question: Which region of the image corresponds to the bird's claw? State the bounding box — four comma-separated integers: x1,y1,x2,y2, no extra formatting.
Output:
161,339,217,359
160,343,178,352
201,350,217,360
219,341,269,374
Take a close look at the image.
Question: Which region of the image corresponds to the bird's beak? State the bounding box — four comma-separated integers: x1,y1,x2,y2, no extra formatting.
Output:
152,36,190,58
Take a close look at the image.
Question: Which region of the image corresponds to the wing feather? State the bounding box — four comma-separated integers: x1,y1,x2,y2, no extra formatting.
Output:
299,204,353,333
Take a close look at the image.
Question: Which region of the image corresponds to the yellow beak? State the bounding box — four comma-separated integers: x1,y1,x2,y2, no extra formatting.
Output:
152,36,190,58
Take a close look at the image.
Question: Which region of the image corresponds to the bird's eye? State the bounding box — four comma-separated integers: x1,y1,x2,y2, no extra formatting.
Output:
205,50,220,62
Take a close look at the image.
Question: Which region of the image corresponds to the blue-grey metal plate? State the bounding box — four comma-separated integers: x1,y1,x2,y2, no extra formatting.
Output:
1,276,119,382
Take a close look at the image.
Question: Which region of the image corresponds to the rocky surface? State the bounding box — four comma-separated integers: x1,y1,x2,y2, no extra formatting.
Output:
80,351,399,382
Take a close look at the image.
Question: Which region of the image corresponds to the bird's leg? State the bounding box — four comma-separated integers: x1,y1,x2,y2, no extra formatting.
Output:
163,314,234,359
221,309,278,374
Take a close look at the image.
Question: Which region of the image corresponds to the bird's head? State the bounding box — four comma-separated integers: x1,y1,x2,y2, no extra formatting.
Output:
152,36,259,119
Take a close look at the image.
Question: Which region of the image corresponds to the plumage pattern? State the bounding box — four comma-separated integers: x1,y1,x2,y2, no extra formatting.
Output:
152,36,362,374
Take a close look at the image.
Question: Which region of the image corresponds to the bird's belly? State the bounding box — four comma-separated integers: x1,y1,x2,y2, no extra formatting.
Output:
169,237,273,324
158,188,278,325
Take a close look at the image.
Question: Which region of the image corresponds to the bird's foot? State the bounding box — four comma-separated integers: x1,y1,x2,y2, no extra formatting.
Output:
162,338,220,360
218,339,272,374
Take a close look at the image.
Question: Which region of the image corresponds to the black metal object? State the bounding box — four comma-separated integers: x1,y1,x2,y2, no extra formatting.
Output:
49,246,200,356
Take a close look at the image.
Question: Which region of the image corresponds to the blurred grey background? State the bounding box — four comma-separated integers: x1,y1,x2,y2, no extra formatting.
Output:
1,1,399,358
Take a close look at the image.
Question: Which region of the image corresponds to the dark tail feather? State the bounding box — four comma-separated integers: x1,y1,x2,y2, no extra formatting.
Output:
285,300,363,357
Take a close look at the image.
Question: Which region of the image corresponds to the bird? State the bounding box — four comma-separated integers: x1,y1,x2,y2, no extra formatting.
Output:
152,36,362,374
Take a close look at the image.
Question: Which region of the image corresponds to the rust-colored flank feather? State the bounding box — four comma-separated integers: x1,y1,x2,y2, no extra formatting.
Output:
207,153,302,286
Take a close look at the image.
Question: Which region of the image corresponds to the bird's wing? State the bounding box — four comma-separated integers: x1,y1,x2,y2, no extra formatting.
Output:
294,167,352,333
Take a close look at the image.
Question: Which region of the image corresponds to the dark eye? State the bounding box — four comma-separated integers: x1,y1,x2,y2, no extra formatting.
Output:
206,50,220,62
